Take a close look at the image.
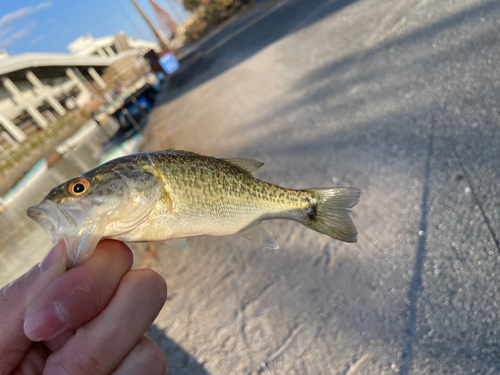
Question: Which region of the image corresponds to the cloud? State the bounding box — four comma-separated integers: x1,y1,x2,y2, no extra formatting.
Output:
0,27,13,40
0,8,32,29
0,1,52,50
36,1,53,10
0,28,31,49
0,1,53,29
30,34,46,45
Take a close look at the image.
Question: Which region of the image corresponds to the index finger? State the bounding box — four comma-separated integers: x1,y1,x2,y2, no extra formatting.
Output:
0,241,67,374
24,240,133,348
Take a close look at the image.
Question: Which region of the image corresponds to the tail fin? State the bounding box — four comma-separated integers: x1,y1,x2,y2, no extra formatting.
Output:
304,187,360,242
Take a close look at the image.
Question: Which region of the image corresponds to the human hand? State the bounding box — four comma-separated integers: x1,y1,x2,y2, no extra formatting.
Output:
0,240,167,375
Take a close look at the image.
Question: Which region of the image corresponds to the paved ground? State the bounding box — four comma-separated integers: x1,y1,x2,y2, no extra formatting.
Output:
137,0,500,374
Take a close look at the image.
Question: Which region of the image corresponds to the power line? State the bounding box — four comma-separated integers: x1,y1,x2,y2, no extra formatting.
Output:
162,0,184,24
129,0,168,49
113,0,151,40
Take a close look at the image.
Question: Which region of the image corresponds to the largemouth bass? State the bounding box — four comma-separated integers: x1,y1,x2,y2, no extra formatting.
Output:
27,150,360,268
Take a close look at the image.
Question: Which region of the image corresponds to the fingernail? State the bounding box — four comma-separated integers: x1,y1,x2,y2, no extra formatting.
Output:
24,303,67,341
40,241,65,273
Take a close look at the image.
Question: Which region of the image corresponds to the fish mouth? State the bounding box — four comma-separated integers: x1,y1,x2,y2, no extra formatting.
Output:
27,200,76,243
27,199,96,267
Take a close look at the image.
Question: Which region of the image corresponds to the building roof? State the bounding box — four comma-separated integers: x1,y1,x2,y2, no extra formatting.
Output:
0,32,156,79
0,51,135,77
67,33,159,57
68,34,117,56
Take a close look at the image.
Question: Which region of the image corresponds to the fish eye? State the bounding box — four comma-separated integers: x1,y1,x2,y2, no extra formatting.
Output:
74,183,85,193
68,178,90,196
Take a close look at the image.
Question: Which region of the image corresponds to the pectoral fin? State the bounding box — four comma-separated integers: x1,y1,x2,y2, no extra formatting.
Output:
237,224,279,249
166,238,190,251
161,189,174,211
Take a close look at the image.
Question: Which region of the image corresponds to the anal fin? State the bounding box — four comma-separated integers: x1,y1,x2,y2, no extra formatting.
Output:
237,224,279,249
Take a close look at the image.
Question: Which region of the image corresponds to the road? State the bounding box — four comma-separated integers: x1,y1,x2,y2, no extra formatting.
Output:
3,0,494,374
139,0,500,374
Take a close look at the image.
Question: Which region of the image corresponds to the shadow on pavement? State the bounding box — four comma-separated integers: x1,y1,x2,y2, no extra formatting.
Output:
399,117,434,375
164,0,360,103
148,324,211,375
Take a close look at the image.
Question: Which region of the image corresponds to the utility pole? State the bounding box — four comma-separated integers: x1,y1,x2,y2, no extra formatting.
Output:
129,0,169,50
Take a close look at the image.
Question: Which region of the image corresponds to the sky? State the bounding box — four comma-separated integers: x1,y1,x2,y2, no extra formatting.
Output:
0,0,190,55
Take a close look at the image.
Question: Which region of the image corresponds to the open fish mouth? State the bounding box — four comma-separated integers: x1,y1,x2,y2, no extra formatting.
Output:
27,200,79,242
27,199,99,268
26,185,160,268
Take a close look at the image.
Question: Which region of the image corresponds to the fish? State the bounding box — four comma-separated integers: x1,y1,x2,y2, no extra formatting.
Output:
27,150,360,268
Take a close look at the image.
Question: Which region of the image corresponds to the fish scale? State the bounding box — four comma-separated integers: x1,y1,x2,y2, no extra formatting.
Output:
119,152,323,241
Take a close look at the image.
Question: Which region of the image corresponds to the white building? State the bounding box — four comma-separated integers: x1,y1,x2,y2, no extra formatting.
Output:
68,32,160,57
0,33,159,151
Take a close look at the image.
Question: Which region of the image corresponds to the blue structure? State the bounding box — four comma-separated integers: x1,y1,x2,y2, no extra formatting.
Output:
159,53,180,75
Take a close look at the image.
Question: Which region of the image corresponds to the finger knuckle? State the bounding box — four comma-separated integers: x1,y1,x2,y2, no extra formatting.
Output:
79,280,104,315
0,277,23,307
71,343,120,375
100,240,133,267
133,269,167,302
75,352,105,375
140,339,166,374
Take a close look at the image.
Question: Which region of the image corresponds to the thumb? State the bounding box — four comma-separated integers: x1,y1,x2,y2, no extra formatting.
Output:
0,241,67,374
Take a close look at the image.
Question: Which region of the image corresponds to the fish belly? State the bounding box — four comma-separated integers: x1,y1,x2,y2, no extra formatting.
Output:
114,188,307,242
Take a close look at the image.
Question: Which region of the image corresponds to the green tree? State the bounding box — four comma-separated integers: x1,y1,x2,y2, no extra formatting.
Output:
183,0,201,11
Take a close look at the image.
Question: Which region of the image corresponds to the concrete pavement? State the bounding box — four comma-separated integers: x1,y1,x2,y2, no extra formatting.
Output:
139,0,500,373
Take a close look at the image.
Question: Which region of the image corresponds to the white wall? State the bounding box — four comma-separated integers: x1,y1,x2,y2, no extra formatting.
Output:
0,88,15,112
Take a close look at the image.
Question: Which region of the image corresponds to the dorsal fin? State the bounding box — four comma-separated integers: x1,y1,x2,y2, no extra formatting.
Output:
222,158,264,175
164,149,264,175
164,148,214,158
